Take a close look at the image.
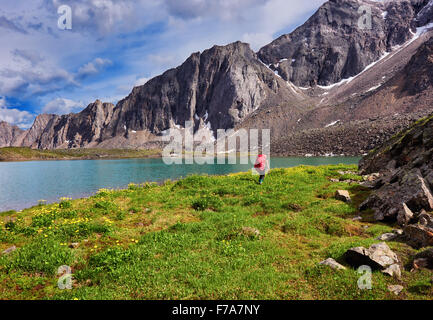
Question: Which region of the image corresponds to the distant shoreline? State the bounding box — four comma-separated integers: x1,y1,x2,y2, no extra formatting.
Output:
0,147,162,162
0,147,363,162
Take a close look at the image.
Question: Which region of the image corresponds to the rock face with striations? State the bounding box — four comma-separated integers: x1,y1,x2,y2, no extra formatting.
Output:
22,100,114,149
100,41,294,141
0,121,25,147
359,113,433,246
416,0,433,26
257,0,430,87
1,42,297,149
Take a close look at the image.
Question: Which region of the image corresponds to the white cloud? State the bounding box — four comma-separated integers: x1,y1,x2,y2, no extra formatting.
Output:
242,33,274,51
134,77,150,87
42,98,84,115
0,0,327,117
0,99,35,129
77,58,113,79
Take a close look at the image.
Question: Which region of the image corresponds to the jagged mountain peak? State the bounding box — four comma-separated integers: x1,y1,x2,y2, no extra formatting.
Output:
257,0,430,87
100,39,300,142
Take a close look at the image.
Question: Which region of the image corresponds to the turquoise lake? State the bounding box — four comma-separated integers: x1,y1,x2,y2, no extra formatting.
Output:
0,156,361,212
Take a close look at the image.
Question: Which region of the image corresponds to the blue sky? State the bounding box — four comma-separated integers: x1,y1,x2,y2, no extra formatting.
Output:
0,0,326,128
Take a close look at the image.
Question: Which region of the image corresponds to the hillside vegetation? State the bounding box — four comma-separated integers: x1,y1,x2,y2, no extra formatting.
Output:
0,165,431,300
0,147,161,162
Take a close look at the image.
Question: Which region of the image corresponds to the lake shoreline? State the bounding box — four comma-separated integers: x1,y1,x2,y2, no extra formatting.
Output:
0,156,361,212
0,147,363,163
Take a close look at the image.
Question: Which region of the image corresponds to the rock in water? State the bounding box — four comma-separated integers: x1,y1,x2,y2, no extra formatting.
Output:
344,242,399,270
319,258,347,270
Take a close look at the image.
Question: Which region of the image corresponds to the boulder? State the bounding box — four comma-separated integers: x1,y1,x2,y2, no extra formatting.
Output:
404,174,433,212
319,258,346,270
377,233,398,241
240,227,261,238
397,203,414,226
382,264,401,279
335,190,351,203
344,242,399,270
388,285,404,296
404,224,433,248
413,248,433,269
418,211,433,228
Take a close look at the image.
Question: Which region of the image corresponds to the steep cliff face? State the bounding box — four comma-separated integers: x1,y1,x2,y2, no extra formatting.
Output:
358,113,433,239
101,41,298,141
416,0,433,26
257,0,430,87
0,121,25,147
400,36,433,95
22,100,114,149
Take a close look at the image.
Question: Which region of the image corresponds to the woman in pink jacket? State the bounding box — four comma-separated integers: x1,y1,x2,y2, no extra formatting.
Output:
254,154,269,185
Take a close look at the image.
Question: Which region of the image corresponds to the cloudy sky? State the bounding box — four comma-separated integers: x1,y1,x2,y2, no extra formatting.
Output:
0,0,326,128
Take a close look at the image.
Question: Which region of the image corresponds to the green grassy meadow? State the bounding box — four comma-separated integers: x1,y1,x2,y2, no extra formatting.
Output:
0,165,431,300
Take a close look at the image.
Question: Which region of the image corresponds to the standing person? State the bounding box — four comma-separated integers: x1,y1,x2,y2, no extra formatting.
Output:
254,153,269,185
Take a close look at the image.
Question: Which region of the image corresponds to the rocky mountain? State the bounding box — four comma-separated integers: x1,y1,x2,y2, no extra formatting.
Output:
258,0,430,87
99,41,304,142
0,121,25,148
1,0,433,153
21,100,114,149
359,113,433,248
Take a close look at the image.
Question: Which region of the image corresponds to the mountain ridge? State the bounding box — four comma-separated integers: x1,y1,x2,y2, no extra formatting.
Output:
1,0,433,154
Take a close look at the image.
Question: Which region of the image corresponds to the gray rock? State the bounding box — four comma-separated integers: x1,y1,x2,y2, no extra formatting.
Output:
404,224,433,248
413,247,433,269
319,258,347,270
388,285,404,296
344,242,399,270
382,264,402,279
397,203,414,226
2,245,17,255
418,211,433,228
240,227,261,238
416,0,433,26
377,233,398,241
335,190,351,203
412,258,430,270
